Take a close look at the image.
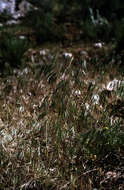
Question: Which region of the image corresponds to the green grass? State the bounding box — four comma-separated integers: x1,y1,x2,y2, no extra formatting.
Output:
0,43,124,190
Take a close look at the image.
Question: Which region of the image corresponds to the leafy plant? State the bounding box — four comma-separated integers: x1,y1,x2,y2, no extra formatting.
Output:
82,8,111,41
0,32,29,72
80,124,124,158
22,0,55,44
82,20,98,41
0,11,12,23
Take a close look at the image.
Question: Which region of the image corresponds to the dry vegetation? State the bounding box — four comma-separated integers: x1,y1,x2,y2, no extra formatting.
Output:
0,45,124,190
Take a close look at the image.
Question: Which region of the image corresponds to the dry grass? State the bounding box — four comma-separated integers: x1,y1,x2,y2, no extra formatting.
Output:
0,46,124,190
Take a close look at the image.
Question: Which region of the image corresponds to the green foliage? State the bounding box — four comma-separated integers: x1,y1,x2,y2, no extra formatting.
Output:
23,0,55,44
82,9,110,41
91,0,124,19
0,32,29,73
82,20,98,41
0,11,12,23
81,124,124,157
21,0,124,43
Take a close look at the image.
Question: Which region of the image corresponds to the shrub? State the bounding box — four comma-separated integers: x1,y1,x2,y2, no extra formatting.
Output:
0,32,29,73
22,1,56,44
0,11,12,23
80,123,124,158
81,8,111,41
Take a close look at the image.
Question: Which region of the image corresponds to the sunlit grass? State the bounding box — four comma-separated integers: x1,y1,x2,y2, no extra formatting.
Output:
0,45,124,190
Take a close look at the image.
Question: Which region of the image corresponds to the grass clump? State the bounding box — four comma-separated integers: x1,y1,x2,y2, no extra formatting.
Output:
0,46,124,190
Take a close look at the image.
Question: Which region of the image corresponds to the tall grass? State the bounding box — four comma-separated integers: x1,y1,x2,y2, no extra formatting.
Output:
0,47,124,190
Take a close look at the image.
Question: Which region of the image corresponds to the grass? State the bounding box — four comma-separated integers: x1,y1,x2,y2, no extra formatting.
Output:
0,43,124,190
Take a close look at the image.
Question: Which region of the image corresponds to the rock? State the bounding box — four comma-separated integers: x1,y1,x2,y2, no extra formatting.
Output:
0,0,36,19
6,19,20,25
0,0,16,14
18,0,35,16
